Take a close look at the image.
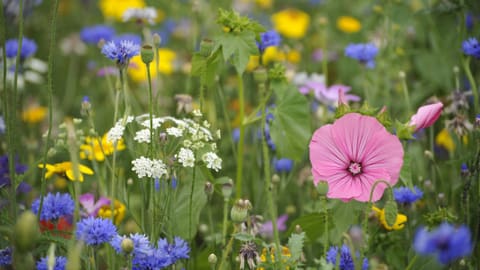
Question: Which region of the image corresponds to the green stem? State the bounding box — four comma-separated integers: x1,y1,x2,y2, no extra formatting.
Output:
260,81,281,262
189,164,196,241
321,28,328,86
405,254,418,270
218,225,238,270
222,197,229,246
400,72,412,115
146,61,155,238
322,196,329,256
235,73,245,199
463,57,478,113
37,0,60,222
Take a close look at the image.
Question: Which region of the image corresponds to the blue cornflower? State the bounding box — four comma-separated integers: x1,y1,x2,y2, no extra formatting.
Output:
274,158,294,173
110,233,153,258
80,25,115,44
344,43,378,69
258,30,281,52
111,34,142,46
326,245,368,270
76,217,117,246
31,192,75,221
157,237,190,265
101,40,140,68
232,128,240,143
461,163,469,176
0,247,12,266
462,38,480,59
36,256,67,270
414,222,472,265
0,154,29,193
5,38,37,59
393,186,423,204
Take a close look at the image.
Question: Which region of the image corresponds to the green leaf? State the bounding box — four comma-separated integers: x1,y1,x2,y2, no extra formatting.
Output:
286,213,332,242
270,81,311,160
213,31,259,74
399,151,412,187
233,232,254,242
287,232,305,262
191,49,223,88
172,175,208,240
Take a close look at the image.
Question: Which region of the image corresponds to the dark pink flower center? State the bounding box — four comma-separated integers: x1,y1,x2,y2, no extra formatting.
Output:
348,161,362,176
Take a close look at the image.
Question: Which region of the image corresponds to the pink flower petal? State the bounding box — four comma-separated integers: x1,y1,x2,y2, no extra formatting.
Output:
309,113,404,202
409,102,443,131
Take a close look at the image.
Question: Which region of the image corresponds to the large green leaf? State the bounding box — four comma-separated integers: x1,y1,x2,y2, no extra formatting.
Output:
191,49,223,88
270,81,311,160
213,31,259,74
286,213,332,242
172,175,208,240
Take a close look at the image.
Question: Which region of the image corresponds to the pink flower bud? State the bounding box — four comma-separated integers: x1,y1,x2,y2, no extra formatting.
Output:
409,102,443,131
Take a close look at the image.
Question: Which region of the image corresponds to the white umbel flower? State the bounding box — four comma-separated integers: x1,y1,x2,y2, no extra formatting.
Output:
166,127,183,137
107,123,125,144
202,152,222,172
132,156,167,179
134,128,151,143
176,148,195,167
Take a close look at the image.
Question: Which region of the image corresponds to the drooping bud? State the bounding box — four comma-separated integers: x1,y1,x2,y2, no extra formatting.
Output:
231,199,252,223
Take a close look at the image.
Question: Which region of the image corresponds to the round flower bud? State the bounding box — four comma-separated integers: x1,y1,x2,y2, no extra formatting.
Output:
199,39,214,57
208,253,218,265
231,199,249,223
121,238,134,254
153,33,162,46
253,68,268,84
14,211,40,253
316,182,329,196
222,179,234,199
141,44,154,65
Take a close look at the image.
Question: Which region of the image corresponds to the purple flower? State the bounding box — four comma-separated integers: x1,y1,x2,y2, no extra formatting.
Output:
36,256,67,270
414,222,472,264
111,34,142,46
393,186,423,204
0,247,12,266
326,245,368,270
5,38,37,59
76,217,117,246
0,154,29,194
345,43,378,68
260,214,288,238
258,30,281,52
300,82,360,106
78,193,110,218
132,236,190,269
101,40,140,67
31,192,75,221
80,25,115,44
274,158,294,173
462,37,480,59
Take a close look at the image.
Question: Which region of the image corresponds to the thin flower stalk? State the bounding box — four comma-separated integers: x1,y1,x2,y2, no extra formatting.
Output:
462,57,479,113
235,73,246,198
38,0,60,223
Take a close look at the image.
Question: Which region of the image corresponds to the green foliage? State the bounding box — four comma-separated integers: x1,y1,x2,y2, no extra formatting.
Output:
269,81,311,161
213,31,259,74
287,231,305,262
191,48,224,88
216,8,265,34
286,213,331,242
384,200,398,228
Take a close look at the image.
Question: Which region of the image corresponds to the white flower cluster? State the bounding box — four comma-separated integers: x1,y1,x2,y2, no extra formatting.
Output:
166,127,183,137
202,152,222,171
134,128,151,143
176,147,195,167
106,116,134,144
131,156,168,179
122,7,157,25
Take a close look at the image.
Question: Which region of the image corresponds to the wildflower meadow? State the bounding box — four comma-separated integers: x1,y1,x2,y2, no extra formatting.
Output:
2,0,480,269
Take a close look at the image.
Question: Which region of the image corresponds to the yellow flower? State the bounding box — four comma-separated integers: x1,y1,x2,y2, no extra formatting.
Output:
336,16,362,33
262,46,286,65
22,106,47,124
38,162,94,182
286,50,301,64
259,246,291,270
128,48,177,82
255,0,273,9
246,55,260,72
435,128,455,152
98,200,126,225
80,134,126,162
372,206,407,231
271,9,310,39
99,0,145,21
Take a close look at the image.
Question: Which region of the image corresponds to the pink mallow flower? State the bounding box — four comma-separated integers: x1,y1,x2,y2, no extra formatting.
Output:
79,193,110,217
409,102,443,131
309,113,404,202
